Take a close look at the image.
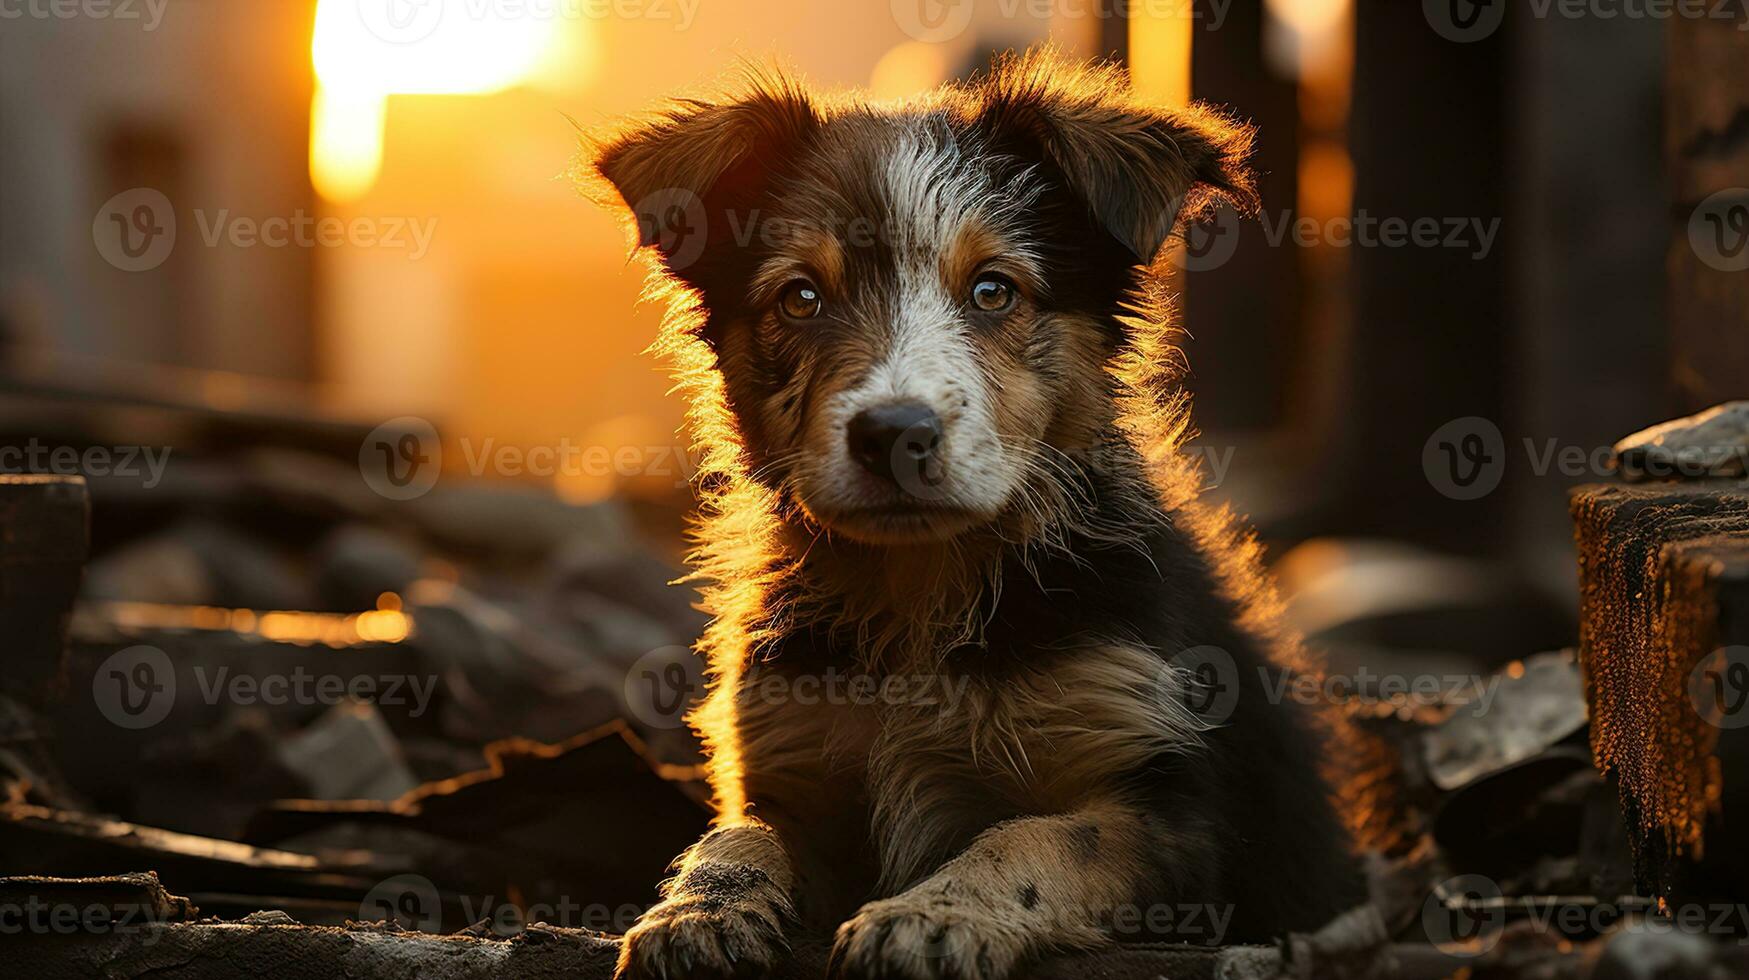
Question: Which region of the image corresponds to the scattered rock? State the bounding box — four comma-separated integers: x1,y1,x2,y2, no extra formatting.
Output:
1613,401,1749,482
1421,651,1588,791
277,702,421,802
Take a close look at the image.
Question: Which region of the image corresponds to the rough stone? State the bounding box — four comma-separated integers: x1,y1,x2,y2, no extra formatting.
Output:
1613,401,1749,482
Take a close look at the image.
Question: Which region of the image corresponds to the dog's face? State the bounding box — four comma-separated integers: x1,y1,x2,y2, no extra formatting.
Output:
596,55,1252,545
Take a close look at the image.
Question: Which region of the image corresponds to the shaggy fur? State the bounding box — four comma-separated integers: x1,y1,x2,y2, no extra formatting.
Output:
586,49,1361,980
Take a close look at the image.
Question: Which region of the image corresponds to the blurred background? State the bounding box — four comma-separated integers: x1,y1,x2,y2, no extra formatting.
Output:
1,0,1745,950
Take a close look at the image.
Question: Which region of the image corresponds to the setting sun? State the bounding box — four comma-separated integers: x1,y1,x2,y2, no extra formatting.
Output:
309,0,565,201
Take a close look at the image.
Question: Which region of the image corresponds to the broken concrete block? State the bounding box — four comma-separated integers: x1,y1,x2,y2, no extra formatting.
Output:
1570,480,1749,902
1420,650,1588,792
277,701,420,802
1613,401,1749,481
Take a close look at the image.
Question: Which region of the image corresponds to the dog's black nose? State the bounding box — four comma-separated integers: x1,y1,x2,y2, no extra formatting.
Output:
848,402,942,485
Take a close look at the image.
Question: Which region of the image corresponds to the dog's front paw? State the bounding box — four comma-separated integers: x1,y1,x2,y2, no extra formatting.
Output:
615,891,791,980
827,893,1027,980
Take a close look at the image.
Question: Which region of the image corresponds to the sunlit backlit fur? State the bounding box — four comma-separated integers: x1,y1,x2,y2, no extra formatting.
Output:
586,49,1363,980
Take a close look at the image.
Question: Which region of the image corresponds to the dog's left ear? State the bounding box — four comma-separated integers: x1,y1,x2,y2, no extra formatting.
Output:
589,74,819,279
968,53,1258,264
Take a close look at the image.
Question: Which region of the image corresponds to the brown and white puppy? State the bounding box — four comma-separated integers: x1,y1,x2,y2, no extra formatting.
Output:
589,49,1359,980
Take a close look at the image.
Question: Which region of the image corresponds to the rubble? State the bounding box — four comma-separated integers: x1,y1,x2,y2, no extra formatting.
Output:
276,702,421,802
15,874,1745,980
1612,401,1749,481
6,411,1749,977
1421,650,1588,791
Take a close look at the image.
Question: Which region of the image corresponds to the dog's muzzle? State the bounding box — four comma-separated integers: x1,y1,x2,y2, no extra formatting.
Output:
847,401,944,494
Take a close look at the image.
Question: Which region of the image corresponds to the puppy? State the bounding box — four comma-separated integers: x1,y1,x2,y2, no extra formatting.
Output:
590,49,1359,980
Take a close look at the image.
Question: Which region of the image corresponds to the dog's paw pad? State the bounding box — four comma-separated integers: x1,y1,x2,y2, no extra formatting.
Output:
615,896,789,980
827,897,1023,980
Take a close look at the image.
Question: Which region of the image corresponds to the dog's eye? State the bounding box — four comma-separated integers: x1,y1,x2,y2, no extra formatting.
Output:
778,280,822,320
969,274,1016,314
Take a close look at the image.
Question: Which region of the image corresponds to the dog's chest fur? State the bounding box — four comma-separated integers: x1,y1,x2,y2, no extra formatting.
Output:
732,638,1200,901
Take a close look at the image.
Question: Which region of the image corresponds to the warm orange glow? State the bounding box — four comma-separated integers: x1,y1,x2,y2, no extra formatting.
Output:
1128,3,1192,106
310,86,387,203
1298,138,1352,225
308,0,566,202
355,608,413,643
311,0,561,96
1267,0,1349,42
96,601,413,648
1266,0,1351,77
869,41,954,101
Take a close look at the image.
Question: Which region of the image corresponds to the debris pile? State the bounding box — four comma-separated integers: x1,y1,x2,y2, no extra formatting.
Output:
4,402,1749,977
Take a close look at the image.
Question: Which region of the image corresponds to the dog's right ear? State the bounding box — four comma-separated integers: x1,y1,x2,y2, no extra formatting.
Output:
965,50,1257,265
592,78,819,281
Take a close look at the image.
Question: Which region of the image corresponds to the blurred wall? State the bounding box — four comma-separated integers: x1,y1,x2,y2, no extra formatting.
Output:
0,0,317,381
